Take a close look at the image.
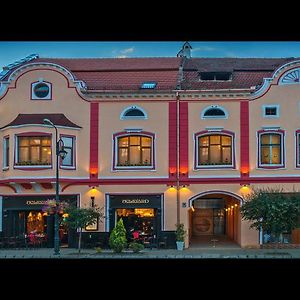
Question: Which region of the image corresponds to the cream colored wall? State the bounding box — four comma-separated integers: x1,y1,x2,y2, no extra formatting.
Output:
188,101,241,177
67,184,177,232
178,183,259,247
99,102,169,177
250,77,300,176
0,67,90,179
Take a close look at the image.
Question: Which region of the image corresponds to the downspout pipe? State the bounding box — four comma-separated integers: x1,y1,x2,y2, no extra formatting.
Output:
176,91,180,225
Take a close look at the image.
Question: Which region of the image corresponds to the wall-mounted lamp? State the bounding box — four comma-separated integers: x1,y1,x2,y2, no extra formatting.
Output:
240,183,250,187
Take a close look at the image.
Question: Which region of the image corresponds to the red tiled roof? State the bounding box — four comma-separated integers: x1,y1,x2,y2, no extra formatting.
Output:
2,57,182,91
1,114,82,129
182,57,300,90
33,57,182,71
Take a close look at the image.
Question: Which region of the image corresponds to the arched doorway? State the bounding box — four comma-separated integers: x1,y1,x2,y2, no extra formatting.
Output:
188,191,243,248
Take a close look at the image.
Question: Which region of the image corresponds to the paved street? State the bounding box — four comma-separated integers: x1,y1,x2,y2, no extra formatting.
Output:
0,246,299,259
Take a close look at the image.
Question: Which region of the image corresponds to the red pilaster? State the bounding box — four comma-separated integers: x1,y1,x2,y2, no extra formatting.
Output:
240,101,249,178
90,102,99,179
169,102,177,179
179,102,189,178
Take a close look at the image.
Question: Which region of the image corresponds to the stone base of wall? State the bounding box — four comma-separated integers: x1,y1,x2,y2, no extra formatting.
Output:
261,243,300,249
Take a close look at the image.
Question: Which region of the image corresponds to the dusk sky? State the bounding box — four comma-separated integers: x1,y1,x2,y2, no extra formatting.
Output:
1,41,300,70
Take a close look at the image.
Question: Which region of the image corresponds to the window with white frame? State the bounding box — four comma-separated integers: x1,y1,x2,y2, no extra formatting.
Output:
201,105,228,119
258,131,284,167
296,131,300,168
31,80,52,100
196,133,234,168
61,136,75,168
3,136,9,168
120,106,147,120
262,105,280,118
16,136,51,166
115,134,153,169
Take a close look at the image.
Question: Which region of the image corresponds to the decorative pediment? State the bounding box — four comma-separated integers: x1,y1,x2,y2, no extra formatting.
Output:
279,68,300,85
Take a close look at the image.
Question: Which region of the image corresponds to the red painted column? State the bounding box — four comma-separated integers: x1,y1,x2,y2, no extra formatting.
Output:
179,102,189,178
240,101,249,178
169,101,177,179
90,102,99,179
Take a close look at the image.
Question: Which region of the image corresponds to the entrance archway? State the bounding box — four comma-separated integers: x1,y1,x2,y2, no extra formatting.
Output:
188,191,243,248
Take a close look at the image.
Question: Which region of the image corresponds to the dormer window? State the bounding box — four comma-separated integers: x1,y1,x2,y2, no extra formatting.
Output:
120,106,148,120
200,72,232,81
31,80,52,100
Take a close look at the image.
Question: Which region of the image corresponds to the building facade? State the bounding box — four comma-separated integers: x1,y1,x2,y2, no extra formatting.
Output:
1,45,300,248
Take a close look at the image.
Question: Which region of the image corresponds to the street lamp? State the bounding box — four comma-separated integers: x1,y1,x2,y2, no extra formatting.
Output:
43,118,68,255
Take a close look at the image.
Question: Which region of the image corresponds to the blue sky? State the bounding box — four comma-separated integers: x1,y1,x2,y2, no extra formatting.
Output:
1,41,300,70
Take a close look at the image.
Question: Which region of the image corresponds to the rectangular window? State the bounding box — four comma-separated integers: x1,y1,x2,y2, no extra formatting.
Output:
259,133,283,167
61,136,75,167
263,105,280,118
17,136,51,166
198,134,232,167
116,135,152,167
3,137,9,168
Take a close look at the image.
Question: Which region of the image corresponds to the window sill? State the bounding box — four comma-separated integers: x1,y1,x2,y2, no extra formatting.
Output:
60,166,76,170
114,166,155,171
2,167,9,171
257,166,285,170
195,165,234,170
14,165,52,170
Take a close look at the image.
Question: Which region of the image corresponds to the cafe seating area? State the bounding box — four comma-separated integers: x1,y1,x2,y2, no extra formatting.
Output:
0,234,48,249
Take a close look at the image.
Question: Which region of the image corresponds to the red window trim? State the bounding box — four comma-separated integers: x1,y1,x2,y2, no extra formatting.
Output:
13,132,53,170
112,131,155,171
194,130,236,170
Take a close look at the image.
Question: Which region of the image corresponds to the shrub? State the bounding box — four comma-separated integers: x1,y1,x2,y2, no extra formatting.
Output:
95,247,102,253
109,218,127,253
129,242,144,253
175,223,186,241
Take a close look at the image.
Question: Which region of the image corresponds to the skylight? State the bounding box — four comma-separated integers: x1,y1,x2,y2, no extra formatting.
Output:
140,82,157,89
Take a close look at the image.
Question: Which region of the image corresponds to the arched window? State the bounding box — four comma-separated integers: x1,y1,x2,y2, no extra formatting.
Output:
120,106,148,120
201,106,228,119
194,131,235,169
113,132,155,170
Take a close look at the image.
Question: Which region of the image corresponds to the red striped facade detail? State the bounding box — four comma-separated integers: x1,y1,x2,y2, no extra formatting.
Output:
240,101,250,178
168,102,177,178
90,102,99,179
179,102,189,178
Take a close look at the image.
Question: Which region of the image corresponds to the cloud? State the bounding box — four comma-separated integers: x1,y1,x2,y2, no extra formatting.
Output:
116,55,128,58
192,46,217,52
120,47,134,54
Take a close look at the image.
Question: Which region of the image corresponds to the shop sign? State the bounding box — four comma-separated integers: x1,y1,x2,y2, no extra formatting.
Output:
110,195,161,208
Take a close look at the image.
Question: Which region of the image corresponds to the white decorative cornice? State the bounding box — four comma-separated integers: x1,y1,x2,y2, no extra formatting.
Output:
251,60,300,99
0,62,88,99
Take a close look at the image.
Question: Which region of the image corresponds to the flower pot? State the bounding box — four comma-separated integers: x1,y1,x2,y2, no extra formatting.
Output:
176,241,184,250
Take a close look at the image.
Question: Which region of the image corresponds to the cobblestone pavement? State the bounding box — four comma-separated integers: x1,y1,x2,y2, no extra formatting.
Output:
0,247,300,259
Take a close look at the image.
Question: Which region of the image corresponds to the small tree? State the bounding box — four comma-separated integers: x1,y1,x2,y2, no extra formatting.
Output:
240,188,300,243
63,205,104,253
109,218,127,253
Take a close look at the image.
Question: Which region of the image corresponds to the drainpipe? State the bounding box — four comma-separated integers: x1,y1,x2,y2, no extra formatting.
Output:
176,91,180,225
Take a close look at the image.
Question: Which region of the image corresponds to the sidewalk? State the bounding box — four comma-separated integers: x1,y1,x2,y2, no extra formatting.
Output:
0,247,300,259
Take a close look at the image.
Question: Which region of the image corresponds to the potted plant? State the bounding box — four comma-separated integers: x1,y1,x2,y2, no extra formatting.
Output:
175,223,186,250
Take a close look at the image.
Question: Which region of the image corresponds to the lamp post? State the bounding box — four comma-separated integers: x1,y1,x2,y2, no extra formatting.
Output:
43,118,67,255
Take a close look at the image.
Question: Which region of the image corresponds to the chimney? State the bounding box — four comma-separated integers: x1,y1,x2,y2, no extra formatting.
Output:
177,42,192,58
